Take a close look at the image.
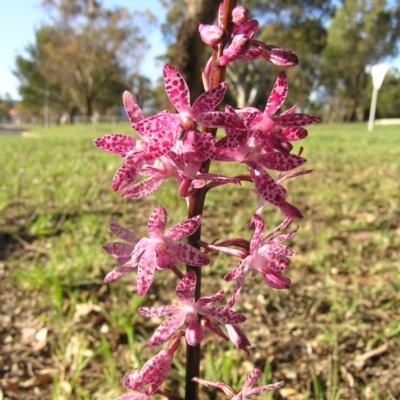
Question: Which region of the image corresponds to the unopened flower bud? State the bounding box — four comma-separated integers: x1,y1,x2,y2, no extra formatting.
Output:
254,41,299,67
198,24,225,46
226,324,251,355
232,6,249,25
218,34,250,66
233,19,259,38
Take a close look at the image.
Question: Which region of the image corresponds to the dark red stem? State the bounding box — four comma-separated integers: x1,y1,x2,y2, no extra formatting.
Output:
184,1,237,400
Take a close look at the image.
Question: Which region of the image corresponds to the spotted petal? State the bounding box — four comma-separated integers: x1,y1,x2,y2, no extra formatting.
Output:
94,134,137,157
112,158,144,191
170,241,210,266
258,152,306,171
176,270,196,301
121,176,165,199
186,320,204,346
249,165,286,208
165,215,201,240
225,258,251,307
253,41,299,66
196,290,225,306
109,219,139,243
249,215,264,254
262,269,291,289
264,71,288,116
206,306,246,325
147,205,167,238
139,305,180,318
102,242,134,262
278,126,308,141
123,91,145,130
137,247,156,295
196,110,241,129
232,18,258,37
163,64,190,112
104,259,137,283
135,348,173,394
191,82,227,114
116,392,149,400
273,113,320,127
147,312,187,347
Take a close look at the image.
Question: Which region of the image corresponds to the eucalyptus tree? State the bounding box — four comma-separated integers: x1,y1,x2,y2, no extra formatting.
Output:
319,0,400,121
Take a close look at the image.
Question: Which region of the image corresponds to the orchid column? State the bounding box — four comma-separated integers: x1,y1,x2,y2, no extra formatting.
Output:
94,1,319,399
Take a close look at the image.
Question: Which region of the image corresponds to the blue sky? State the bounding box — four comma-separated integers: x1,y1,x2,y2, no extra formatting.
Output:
1,2,399,100
0,0,166,100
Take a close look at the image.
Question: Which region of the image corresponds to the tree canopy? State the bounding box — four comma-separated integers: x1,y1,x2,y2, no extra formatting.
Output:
14,0,400,122
162,0,400,120
14,0,152,121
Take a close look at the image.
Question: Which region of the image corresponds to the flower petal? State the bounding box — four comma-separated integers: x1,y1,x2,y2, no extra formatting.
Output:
121,176,165,199
137,248,156,295
147,312,187,347
104,259,137,283
226,324,251,354
123,91,145,130
273,113,320,127
176,270,196,302
254,41,299,67
262,269,291,289
139,305,180,318
165,215,201,240
109,219,139,244
102,242,134,260
198,24,225,46
264,71,288,116
278,126,308,141
115,392,149,400
196,290,225,306
170,242,210,266
186,320,204,346
191,82,227,114
242,367,262,392
196,110,241,129
137,348,173,394
258,152,306,171
249,215,264,254
226,259,251,307
247,381,285,395
249,166,287,209
112,158,143,191
207,306,246,324
94,134,137,157
147,205,167,238
163,64,190,112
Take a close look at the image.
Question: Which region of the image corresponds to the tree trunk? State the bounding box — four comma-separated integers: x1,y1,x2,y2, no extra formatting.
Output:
171,0,220,102
69,107,79,124
86,95,93,119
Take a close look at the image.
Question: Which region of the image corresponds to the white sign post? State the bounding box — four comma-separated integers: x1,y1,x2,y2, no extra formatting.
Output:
368,64,390,132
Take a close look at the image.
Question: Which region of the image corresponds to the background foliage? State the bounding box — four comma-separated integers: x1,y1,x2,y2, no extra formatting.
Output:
9,0,400,123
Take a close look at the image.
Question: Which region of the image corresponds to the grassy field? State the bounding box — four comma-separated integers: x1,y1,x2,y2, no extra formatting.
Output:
0,122,399,400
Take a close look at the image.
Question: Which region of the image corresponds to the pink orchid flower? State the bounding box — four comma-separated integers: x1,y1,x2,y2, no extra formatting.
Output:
139,270,246,347
194,367,284,399
95,91,182,191
116,333,183,399
201,4,298,87
204,215,296,307
103,205,209,295
137,64,237,136
196,71,318,218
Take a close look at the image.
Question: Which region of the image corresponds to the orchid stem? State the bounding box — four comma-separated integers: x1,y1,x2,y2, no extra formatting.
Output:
184,1,237,399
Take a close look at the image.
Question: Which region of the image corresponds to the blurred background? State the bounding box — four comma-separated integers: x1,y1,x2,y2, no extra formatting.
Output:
1,1,400,400
1,0,400,125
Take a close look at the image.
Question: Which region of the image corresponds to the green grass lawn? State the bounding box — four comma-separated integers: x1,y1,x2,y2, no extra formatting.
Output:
1,122,399,400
